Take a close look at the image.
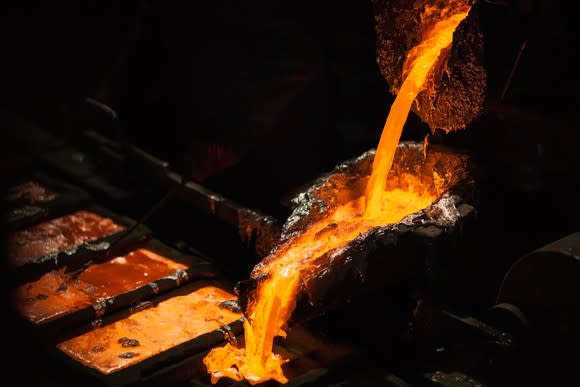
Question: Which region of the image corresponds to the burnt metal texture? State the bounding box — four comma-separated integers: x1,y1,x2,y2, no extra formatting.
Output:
5,203,152,286
238,142,477,324
45,280,244,387
2,172,91,231
371,0,486,132
13,238,223,339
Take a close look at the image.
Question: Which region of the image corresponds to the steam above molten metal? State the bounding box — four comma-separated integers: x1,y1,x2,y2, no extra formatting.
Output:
203,1,472,384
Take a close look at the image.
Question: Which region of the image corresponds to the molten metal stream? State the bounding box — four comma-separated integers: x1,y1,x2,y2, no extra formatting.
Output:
364,4,470,217
204,2,471,384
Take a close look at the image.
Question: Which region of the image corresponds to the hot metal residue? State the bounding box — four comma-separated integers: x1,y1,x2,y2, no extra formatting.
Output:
168,269,189,286
118,337,140,347
84,241,111,251
219,299,242,314
57,286,242,375
119,352,140,359
93,298,108,318
148,282,160,294
14,248,187,325
4,181,58,205
6,205,43,222
218,324,239,347
6,210,124,268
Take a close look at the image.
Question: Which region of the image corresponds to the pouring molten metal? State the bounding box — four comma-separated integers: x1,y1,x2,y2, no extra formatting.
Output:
204,0,475,384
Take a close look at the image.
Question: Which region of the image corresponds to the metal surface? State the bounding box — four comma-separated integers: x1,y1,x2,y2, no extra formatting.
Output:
7,203,151,285
237,143,477,324
29,238,222,339
497,231,580,311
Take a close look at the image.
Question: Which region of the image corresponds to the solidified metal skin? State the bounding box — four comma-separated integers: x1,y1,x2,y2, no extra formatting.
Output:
93,299,108,318
84,241,111,251
57,286,243,376
148,282,160,294
6,205,43,221
219,300,242,314
6,210,124,268
4,181,58,205
280,151,373,244
238,143,476,321
218,324,239,347
118,338,140,348
168,269,189,286
119,352,140,359
371,0,486,131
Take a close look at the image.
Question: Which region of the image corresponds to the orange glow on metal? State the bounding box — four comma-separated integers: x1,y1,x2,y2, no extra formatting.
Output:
57,286,242,375
14,248,187,325
364,3,470,216
204,2,471,384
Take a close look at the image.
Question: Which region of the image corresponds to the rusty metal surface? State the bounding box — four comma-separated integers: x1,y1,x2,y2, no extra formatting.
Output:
371,0,486,132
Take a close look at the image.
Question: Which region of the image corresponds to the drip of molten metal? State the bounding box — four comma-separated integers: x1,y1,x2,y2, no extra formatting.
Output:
204,2,471,384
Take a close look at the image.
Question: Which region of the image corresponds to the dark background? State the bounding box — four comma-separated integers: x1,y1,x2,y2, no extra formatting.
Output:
2,1,580,385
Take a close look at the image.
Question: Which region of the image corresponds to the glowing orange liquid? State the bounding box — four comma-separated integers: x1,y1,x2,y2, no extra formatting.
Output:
204,3,470,384
204,188,436,384
364,9,470,217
